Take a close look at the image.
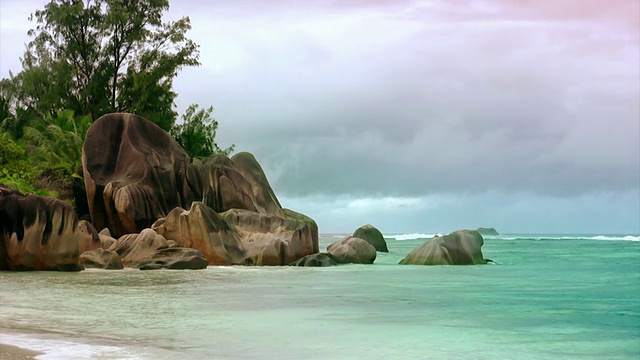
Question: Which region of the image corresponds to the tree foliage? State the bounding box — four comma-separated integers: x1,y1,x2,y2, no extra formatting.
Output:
171,104,235,160
3,0,199,130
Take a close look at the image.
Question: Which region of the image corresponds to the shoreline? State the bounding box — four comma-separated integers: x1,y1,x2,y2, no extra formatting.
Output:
0,343,42,360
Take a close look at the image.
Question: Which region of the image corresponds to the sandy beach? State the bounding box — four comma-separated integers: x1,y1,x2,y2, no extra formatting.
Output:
0,343,41,360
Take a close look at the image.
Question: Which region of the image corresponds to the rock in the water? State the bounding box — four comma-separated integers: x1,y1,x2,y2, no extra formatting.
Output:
82,113,318,265
399,230,486,265
0,184,82,271
477,227,499,236
289,253,339,267
353,224,388,252
221,208,318,265
139,248,208,270
152,202,247,265
79,248,123,270
327,236,377,264
109,228,207,269
78,220,101,253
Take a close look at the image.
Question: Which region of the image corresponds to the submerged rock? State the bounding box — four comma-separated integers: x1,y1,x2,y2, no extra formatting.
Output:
0,184,82,271
399,230,487,265
327,236,377,264
353,224,388,252
138,248,208,270
289,253,340,267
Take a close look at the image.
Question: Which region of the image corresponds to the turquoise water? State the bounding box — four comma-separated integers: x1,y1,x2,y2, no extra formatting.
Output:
1,234,639,359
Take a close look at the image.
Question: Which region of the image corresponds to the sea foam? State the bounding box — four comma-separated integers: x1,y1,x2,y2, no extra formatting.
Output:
388,233,442,240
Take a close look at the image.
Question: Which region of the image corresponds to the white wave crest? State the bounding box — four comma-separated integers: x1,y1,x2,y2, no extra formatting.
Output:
501,235,640,242
389,233,442,241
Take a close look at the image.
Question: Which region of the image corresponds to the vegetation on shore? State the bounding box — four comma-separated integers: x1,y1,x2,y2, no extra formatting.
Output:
0,0,232,212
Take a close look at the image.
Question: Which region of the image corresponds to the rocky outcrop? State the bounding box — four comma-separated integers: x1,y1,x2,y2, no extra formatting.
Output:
221,208,318,265
109,228,207,270
399,230,487,265
289,253,339,267
152,202,247,265
79,248,123,270
327,236,377,264
82,113,318,265
0,185,82,271
353,224,388,252
477,227,499,236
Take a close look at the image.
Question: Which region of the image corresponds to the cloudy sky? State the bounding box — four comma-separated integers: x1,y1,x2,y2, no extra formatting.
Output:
1,0,639,234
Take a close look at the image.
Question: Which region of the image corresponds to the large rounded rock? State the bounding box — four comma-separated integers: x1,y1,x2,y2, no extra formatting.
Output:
221,208,319,265
152,202,247,265
82,113,195,237
82,114,319,265
79,248,124,270
399,230,487,265
327,236,377,264
353,224,388,252
0,185,82,271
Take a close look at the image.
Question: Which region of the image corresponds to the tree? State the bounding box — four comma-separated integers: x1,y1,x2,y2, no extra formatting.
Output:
171,104,235,160
4,0,199,130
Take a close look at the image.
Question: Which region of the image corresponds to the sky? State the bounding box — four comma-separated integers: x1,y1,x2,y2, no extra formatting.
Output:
1,0,639,234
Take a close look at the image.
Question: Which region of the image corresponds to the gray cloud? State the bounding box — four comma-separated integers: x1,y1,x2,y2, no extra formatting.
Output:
2,0,638,232
170,0,639,200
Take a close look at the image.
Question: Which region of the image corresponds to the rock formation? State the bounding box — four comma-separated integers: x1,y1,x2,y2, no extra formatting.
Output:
353,224,388,252
0,184,82,271
82,113,319,265
108,228,208,270
327,236,377,264
79,248,123,270
399,230,487,265
152,202,247,265
289,253,340,267
78,220,101,254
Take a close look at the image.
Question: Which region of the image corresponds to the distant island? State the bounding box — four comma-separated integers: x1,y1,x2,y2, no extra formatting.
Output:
477,227,499,236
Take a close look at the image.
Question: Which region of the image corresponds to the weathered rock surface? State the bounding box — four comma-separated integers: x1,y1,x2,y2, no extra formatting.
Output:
477,227,499,236
152,202,247,265
353,224,388,252
138,248,208,270
79,248,124,270
399,230,487,265
327,236,377,264
78,220,101,254
82,113,318,265
109,228,207,269
289,253,340,267
83,113,194,237
0,184,82,271
99,234,117,249
221,208,318,265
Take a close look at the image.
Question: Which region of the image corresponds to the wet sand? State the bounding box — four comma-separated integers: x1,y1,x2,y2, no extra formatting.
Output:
0,343,41,360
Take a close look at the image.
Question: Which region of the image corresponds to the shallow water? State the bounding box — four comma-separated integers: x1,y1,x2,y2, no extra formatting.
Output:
1,234,639,359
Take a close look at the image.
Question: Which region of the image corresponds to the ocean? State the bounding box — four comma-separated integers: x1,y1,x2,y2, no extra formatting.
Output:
1,233,639,359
